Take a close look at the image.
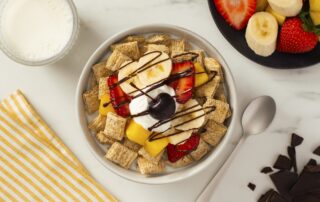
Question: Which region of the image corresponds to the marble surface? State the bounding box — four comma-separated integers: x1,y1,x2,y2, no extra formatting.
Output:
0,0,320,201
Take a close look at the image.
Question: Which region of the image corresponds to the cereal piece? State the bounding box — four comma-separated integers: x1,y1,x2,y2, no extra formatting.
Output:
137,157,165,175
88,74,98,89
104,112,127,141
191,49,205,67
88,115,107,133
139,44,148,55
146,44,170,54
106,49,131,71
166,155,193,168
96,131,116,145
170,39,185,56
111,41,140,60
138,148,164,163
195,76,221,98
83,86,99,114
123,138,141,152
146,34,170,45
226,109,232,119
202,120,227,146
214,84,227,102
190,138,210,161
205,57,223,79
195,97,207,106
203,98,230,123
105,142,137,169
98,77,109,99
122,35,145,43
92,61,112,82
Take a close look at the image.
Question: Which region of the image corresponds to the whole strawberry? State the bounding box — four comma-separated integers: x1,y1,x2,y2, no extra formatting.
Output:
277,17,318,54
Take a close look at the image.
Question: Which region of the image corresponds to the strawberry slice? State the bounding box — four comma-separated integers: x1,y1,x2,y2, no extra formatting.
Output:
107,75,131,117
169,61,195,104
167,144,187,163
176,134,200,152
213,0,256,30
167,134,200,163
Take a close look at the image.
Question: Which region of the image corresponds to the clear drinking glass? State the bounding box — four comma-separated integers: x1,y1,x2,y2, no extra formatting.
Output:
0,0,79,66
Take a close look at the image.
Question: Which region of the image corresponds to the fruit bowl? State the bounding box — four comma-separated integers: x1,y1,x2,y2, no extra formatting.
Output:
75,24,243,184
208,0,320,68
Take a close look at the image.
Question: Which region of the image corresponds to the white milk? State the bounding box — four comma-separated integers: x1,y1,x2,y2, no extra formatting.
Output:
0,0,74,61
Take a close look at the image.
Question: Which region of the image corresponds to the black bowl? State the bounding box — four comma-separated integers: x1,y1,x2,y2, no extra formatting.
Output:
207,0,320,69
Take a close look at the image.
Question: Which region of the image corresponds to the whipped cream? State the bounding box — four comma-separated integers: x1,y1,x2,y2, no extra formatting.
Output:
129,85,179,132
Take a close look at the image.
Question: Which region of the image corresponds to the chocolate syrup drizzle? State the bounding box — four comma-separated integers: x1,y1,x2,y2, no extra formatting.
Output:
148,105,216,142
106,50,218,140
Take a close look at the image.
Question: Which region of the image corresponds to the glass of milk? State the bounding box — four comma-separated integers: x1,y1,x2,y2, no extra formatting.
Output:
0,0,79,66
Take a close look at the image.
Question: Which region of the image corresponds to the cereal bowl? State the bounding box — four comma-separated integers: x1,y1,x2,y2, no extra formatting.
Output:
76,24,243,184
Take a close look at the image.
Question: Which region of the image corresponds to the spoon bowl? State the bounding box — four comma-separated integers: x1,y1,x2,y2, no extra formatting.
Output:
242,96,276,136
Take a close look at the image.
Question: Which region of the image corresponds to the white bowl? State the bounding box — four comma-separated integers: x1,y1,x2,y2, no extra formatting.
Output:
76,24,243,184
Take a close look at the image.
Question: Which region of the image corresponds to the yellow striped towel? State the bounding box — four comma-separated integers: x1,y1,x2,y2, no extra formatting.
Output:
0,90,117,202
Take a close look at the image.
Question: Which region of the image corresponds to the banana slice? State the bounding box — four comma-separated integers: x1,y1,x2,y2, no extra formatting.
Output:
168,130,193,145
172,99,205,131
267,0,302,17
245,12,278,57
118,61,143,95
137,51,172,88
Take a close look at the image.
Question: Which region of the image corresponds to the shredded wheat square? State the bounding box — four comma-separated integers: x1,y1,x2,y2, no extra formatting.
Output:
83,86,99,114
137,157,165,175
104,112,127,141
202,120,227,146
105,142,137,169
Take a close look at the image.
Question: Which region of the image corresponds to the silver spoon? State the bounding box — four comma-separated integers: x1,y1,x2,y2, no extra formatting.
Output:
196,95,276,202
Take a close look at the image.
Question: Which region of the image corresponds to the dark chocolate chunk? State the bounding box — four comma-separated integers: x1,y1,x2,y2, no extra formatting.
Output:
291,133,304,147
288,146,298,173
261,167,274,174
270,171,298,200
292,194,320,202
258,189,287,202
307,159,317,166
313,146,320,156
305,165,320,173
290,169,320,197
247,182,256,191
273,155,292,171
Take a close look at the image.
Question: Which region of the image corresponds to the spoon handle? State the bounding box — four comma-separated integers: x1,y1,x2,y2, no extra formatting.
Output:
196,137,245,202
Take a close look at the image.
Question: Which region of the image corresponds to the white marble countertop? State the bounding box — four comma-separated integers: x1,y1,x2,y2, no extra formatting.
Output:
1,0,320,201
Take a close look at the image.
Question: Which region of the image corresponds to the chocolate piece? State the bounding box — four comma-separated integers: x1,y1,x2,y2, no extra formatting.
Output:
288,146,298,173
305,165,320,173
307,159,317,166
258,189,287,202
313,146,320,156
292,194,320,202
261,167,274,174
247,182,256,191
270,171,298,200
291,133,304,147
273,155,292,171
290,168,320,197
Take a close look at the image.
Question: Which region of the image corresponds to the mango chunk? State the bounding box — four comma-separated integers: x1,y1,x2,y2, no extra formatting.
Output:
266,6,286,25
310,0,320,12
99,94,115,116
194,62,209,87
144,138,169,157
310,11,320,25
126,120,151,145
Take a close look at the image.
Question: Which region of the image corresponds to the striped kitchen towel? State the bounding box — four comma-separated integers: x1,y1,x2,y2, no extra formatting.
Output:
0,90,117,202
